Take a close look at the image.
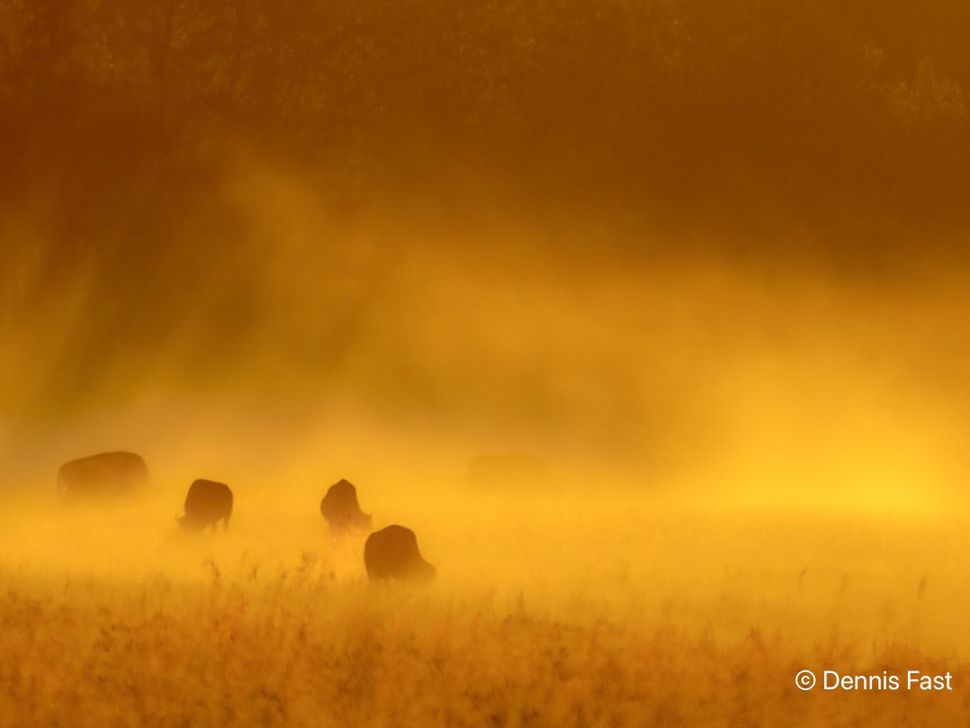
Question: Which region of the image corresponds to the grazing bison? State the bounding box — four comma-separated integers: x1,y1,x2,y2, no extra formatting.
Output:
320,479,372,534
57,451,149,500
364,525,435,582
179,479,233,532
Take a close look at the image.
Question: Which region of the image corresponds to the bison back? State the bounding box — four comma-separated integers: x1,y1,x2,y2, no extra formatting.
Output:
364,525,435,582
321,479,371,532
58,451,149,500
181,479,233,530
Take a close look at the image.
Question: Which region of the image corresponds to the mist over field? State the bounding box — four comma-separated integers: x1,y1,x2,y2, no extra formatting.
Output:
2,1,970,725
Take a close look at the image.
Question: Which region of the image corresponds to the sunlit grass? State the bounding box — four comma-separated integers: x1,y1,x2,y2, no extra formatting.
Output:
0,487,967,726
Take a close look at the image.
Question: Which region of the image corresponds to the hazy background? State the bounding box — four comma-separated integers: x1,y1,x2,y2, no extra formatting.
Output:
1,0,970,515
7,14,970,722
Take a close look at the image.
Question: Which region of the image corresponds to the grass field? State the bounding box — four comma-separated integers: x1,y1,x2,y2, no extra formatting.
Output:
0,481,967,727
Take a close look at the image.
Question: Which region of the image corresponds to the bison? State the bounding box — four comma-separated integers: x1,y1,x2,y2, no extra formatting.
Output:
320,479,372,534
57,451,149,500
179,479,233,532
364,525,435,582
467,452,552,489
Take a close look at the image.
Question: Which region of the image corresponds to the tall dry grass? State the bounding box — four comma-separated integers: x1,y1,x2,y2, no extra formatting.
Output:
0,486,967,727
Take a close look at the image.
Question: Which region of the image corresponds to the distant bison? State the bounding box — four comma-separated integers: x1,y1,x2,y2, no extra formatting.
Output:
179,479,233,532
320,479,372,534
467,452,552,489
364,525,435,582
57,451,149,500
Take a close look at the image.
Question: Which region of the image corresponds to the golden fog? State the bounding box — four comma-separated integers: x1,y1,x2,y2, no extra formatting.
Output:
2,2,970,725
4,168,969,513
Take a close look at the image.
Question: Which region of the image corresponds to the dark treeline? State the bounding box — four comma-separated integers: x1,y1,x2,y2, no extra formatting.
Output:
1,0,969,417
2,1,968,231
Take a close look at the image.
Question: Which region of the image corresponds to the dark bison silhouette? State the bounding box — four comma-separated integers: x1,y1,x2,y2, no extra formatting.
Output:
57,451,149,499
364,525,435,582
320,479,372,533
179,479,233,532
